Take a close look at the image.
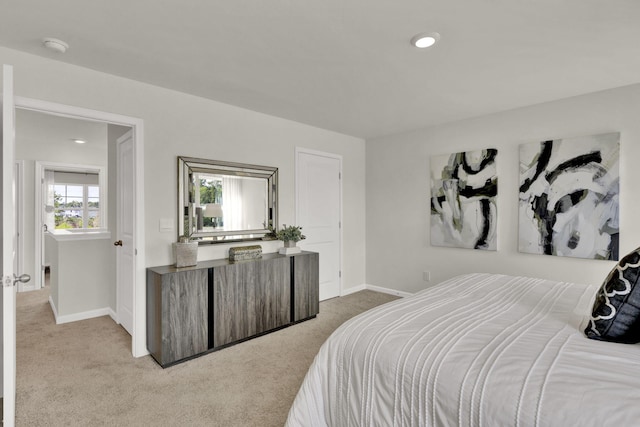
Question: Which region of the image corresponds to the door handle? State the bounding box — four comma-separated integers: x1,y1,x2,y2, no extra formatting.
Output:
14,273,31,284
114,240,123,247
3,274,31,287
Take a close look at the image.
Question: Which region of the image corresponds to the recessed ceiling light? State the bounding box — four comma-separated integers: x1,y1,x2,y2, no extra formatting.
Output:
43,38,69,54
411,32,440,49
73,139,86,144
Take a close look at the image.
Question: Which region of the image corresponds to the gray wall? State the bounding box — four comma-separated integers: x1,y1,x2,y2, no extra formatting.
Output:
1,46,367,293
366,83,640,293
47,235,112,317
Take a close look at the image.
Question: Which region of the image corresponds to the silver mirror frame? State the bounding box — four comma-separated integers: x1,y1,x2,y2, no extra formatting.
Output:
178,156,278,244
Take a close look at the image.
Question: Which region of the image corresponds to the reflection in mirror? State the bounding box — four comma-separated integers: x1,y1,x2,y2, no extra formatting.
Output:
178,157,278,244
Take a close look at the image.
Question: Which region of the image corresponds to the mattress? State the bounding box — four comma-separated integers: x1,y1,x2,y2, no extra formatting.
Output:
286,273,640,426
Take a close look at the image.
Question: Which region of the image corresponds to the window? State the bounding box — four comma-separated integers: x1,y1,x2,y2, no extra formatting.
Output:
40,165,105,231
40,163,107,233
87,185,100,224
54,182,101,229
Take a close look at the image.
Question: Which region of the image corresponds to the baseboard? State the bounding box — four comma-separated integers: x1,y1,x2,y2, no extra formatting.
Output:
108,308,118,323
340,284,366,296
341,284,413,298
48,296,59,321
364,284,414,298
48,297,115,325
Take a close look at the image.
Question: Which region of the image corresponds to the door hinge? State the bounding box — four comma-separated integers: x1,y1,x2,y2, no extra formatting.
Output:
339,172,341,179
339,271,342,278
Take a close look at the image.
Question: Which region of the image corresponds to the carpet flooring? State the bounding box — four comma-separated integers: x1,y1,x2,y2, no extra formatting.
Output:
15,286,397,426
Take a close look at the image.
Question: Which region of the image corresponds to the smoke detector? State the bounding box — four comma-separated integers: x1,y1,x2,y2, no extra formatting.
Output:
42,38,69,53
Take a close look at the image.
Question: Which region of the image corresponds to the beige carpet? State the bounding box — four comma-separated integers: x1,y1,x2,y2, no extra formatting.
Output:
15,286,397,426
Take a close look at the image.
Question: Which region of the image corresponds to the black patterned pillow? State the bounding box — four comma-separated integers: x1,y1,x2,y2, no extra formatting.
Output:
585,247,640,343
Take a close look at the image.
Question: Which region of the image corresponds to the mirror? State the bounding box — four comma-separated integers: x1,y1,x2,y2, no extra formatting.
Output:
178,156,278,244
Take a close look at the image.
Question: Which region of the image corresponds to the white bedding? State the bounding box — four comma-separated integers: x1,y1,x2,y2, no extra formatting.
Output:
286,273,640,427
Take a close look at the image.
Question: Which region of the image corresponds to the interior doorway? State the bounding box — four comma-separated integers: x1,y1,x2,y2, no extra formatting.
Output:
16,109,131,326
13,96,146,357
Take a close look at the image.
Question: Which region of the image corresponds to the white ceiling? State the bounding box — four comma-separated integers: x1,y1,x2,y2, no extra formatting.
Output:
2,1,640,139
15,109,109,163
16,109,107,149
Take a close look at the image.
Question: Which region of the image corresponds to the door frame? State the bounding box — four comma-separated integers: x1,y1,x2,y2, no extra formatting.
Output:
294,147,343,298
14,96,147,357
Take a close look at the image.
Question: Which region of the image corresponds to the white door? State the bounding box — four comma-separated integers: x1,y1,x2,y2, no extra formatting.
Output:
116,130,135,335
13,161,24,292
296,148,342,300
2,64,18,427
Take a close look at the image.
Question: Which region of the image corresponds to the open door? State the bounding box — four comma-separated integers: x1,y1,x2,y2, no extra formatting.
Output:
2,64,17,427
116,130,135,335
2,63,30,427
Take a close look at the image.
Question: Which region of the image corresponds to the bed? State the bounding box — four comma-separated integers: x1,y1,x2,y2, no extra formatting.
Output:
286,273,640,426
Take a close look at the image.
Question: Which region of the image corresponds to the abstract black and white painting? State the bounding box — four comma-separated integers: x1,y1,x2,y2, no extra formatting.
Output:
430,149,498,250
519,132,620,260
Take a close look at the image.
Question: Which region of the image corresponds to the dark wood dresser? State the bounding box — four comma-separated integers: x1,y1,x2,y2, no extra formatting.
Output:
146,251,319,367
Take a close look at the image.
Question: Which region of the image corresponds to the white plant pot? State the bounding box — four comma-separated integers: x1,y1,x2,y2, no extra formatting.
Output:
279,240,301,255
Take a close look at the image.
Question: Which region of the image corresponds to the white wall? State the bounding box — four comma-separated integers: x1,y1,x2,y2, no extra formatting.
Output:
46,235,112,318
1,46,367,292
45,234,59,309
366,83,640,293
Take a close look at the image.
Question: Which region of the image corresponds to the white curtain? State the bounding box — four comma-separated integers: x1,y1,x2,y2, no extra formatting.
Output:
44,169,55,231
222,176,243,231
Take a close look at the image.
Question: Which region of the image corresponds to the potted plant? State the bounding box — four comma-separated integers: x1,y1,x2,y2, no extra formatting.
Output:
175,229,198,267
276,224,306,255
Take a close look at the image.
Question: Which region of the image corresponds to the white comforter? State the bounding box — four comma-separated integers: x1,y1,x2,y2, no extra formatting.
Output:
286,273,640,427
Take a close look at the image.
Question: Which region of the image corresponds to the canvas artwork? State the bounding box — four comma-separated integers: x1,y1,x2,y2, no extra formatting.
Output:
430,149,498,250
519,132,620,260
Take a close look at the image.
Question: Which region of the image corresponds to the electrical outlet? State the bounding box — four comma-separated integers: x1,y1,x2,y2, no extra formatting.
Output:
423,271,431,282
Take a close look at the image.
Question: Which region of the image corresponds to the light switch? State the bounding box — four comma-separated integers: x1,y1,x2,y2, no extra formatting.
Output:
159,218,174,232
